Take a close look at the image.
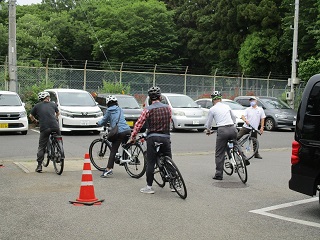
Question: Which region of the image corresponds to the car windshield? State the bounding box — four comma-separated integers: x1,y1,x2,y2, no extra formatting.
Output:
0,94,22,106
167,95,198,108
117,97,141,109
58,92,96,106
260,98,290,109
222,101,245,110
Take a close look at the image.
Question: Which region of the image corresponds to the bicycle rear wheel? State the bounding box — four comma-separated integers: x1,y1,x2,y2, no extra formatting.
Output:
164,157,187,199
223,155,233,176
154,156,165,187
233,145,247,183
89,139,111,171
238,136,259,160
124,143,146,178
52,140,64,175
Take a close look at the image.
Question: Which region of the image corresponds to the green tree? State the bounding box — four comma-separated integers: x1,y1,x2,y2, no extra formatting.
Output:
298,57,320,82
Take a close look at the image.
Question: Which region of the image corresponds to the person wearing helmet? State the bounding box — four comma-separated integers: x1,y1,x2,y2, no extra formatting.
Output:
97,95,131,178
29,91,61,173
238,96,265,160
204,91,238,180
129,86,172,194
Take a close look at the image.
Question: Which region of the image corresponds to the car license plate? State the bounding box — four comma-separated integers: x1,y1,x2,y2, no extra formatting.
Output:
80,121,89,126
0,123,8,128
293,121,296,126
193,121,199,125
127,121,134,127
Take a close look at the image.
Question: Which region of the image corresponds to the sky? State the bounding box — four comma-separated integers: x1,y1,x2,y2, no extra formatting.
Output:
17,0,42,6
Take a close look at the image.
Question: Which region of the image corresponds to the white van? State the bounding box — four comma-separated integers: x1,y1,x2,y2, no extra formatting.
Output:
44,89,103,132
0,91,28,135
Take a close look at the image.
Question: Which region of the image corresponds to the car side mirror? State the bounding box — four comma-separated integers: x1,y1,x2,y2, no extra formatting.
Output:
22,102,25,107
198,105,202,108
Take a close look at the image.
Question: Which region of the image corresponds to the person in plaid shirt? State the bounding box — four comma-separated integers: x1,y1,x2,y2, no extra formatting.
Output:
129,86,172,194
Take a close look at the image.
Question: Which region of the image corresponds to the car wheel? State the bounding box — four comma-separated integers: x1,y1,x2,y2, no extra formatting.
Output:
21,130,28,135
265,118,275,131
170,120,176,132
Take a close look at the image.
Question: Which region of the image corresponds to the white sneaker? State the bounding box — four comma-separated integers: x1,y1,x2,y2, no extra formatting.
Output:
140,186,155,194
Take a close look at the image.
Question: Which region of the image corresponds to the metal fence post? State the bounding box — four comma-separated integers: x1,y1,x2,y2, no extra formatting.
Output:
83,60,87,90
241,71,244,95
213,68,218,91
45,58,49,86
184,66,188,95
119,62,123,84
153,64,157,87
267,71,271,96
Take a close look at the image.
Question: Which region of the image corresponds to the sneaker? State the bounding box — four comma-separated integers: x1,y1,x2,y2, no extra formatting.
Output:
100,169,113,178
140,186,155,194
212,175,223,180
245,160,251,166
35,165,42,173
254,154,262,159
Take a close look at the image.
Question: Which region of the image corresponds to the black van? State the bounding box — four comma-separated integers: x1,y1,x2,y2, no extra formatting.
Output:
289,74,320,200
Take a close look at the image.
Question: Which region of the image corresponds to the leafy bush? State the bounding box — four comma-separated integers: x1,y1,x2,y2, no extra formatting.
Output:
99,81,130,94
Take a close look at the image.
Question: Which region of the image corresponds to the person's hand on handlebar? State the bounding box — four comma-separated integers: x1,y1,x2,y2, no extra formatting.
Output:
205,129,212,136
127,137,136,144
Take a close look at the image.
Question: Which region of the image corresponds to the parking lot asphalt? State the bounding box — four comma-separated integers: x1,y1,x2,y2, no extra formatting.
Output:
1,146,319,240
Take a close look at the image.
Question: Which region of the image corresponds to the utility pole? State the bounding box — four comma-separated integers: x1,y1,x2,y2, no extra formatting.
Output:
8,0,17,92
287,0,300,109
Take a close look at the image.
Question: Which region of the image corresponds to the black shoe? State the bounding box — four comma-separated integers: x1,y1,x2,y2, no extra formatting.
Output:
212,176,223,180
245,160,250,166
254,154,262,159
35,165,42,173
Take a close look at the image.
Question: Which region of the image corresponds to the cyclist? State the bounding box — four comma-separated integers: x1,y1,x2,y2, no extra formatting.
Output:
205,91,238,180
29,91,62,173
97,95,131,178
238,96,266,160
128,86,172,194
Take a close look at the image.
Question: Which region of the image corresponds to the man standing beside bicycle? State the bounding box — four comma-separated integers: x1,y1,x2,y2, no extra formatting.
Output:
129,86,172,194
238,96,266,160
29,92,62,173
205,91,238,181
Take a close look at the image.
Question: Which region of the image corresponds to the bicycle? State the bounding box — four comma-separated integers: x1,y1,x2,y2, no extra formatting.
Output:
43,132,65,175
237,126,261,160
223,140,248,183
143,135,187,199
89,127,146,178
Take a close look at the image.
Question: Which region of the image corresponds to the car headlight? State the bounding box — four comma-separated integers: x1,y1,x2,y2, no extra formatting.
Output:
275,114,288,119
202,110,207,116
19,111,27,118
173,110,185,116
60,110,73,117
96,112,103,117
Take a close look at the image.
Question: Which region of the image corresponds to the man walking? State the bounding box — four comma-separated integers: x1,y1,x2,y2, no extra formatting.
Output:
205,91,238,180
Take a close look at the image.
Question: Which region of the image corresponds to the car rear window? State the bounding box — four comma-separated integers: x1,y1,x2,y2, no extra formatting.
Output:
117,97,140,109
302,82,320,141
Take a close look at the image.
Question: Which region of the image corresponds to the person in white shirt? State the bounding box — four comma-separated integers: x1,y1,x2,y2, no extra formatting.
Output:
205,91,238,180
238,96,266,160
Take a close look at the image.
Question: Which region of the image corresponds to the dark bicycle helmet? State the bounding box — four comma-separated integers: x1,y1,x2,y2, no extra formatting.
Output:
211,91,222,100
38,91,50,101
148,86,161,100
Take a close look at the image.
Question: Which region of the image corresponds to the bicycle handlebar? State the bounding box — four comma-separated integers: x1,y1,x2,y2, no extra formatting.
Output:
247,124,262,135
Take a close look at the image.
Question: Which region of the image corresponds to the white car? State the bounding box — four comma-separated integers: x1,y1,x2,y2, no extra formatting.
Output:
145,93,207,131
0,91,28,135
44,89,103,132
195,98,245,129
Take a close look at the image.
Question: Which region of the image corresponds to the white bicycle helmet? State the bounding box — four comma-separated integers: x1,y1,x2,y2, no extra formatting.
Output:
106,95,118,104
38,91,50,101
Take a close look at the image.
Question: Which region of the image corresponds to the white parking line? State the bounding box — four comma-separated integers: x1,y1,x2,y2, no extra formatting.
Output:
250,198,320,228
31,129,40,133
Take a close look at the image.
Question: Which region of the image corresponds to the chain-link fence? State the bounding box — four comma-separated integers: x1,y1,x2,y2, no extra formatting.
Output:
0,64,293,104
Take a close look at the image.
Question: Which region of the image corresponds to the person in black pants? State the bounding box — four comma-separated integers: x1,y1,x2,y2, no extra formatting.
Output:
129,86,172,194
29,92,62,173
97,95,131,178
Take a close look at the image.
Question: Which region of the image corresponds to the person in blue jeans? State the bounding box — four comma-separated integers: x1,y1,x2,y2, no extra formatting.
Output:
97,95,131,178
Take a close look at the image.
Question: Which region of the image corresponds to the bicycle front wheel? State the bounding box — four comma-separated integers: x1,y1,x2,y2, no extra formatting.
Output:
89,139,111,171
164,157,187,199
124,143,146,178
233,145,247,183
238,136,259,160
52,141,64,175
223,155,233,176
154,156,165,188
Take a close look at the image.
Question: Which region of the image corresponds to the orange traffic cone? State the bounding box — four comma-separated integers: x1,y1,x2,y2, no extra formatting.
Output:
69,153,104,206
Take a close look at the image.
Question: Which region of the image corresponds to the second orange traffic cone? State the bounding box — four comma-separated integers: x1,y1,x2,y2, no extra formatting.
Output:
69,153,104,206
